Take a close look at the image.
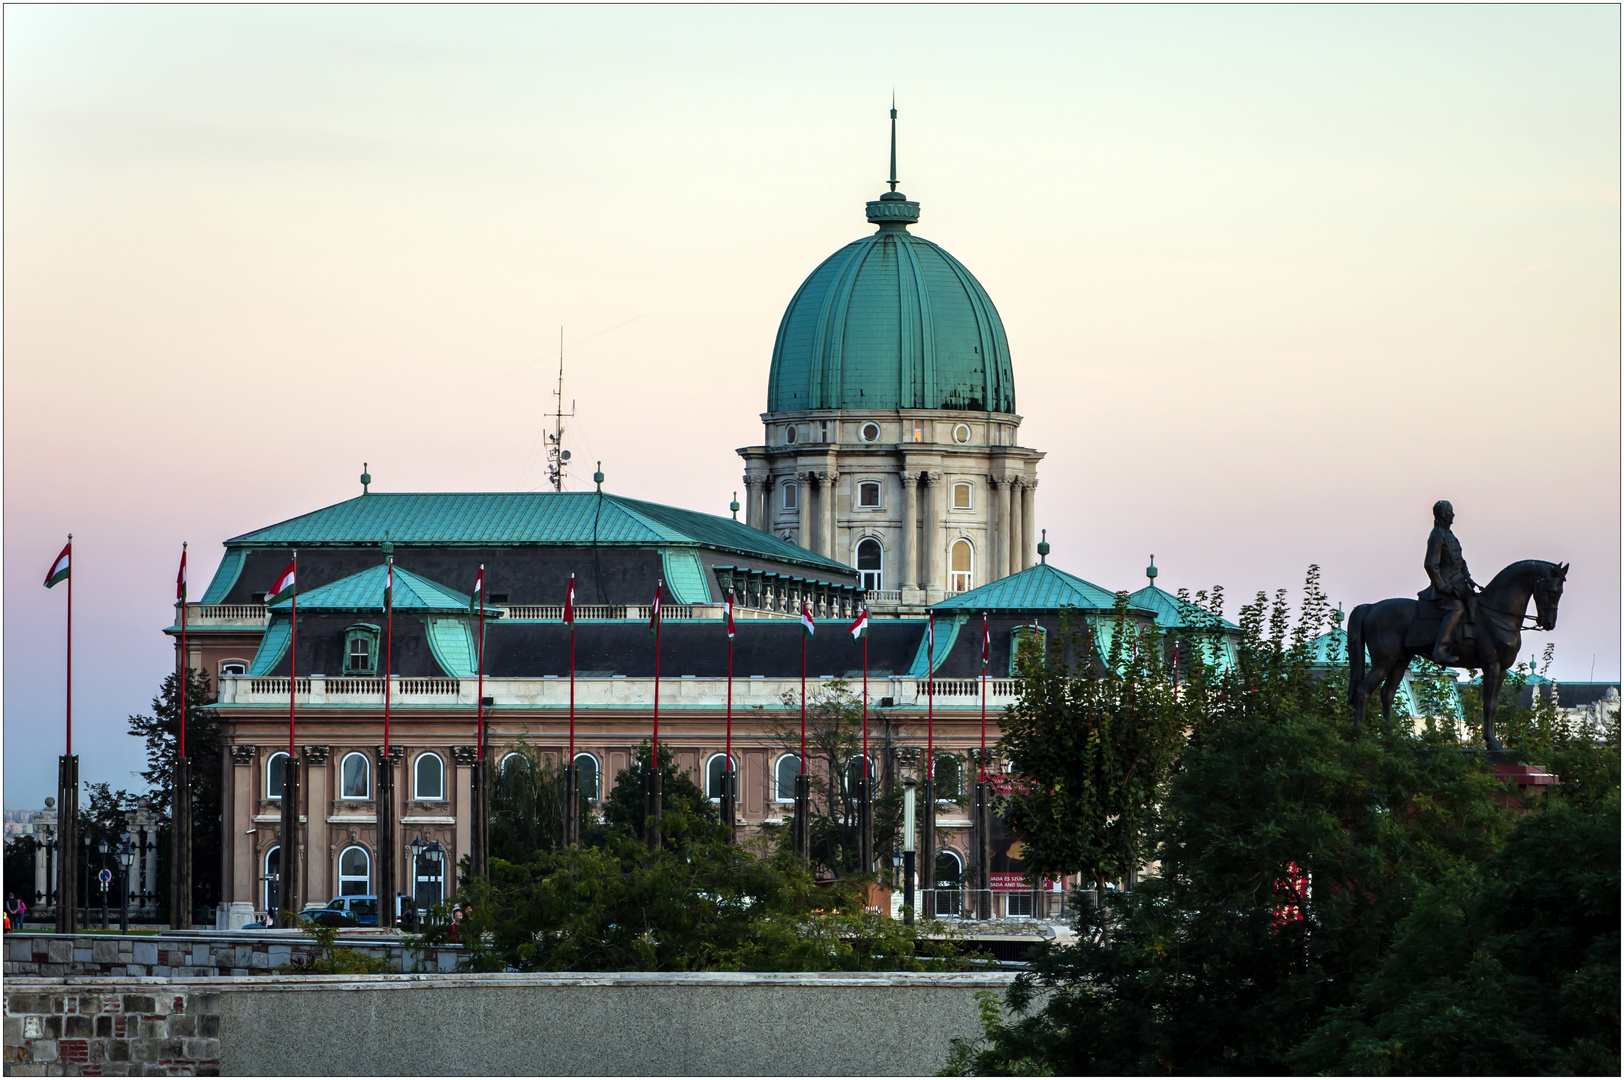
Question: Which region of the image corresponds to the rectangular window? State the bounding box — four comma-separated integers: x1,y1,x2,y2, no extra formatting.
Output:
819,421,831,442
913,422,924,443
1007,892,1035,918
783,482,798,510
952,483,973,510
858,482,881,508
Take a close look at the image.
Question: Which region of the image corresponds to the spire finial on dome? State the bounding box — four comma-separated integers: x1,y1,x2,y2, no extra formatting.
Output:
888,93,898,192
1146,554,1158,585
1037,529,1050,563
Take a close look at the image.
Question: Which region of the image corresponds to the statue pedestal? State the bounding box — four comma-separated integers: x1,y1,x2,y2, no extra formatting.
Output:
1492,762,1558,811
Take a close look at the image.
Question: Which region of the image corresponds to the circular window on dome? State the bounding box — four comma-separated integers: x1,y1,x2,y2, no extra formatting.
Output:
953,423,972,445
860,422,881,443
785,425,798,445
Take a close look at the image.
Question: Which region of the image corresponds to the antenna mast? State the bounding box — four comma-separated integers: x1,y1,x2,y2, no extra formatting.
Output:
546,326,576,491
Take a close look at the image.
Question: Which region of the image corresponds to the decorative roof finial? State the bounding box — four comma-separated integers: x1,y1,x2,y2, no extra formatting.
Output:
1146,554,1158,585
360,462,371,494
1332,603,1344,628
593,461,605,492
888,93,898,192
730,491,740,520
1037,529,1050,563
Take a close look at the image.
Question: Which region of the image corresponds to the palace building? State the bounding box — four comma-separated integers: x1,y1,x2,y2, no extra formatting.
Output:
173,122,1180,927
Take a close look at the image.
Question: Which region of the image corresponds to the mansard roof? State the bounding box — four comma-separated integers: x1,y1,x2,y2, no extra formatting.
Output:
929,560,1153,617
267,562,498,615
1124,583,1241,632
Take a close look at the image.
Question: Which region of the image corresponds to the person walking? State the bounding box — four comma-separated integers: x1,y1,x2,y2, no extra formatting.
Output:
4,892,21,931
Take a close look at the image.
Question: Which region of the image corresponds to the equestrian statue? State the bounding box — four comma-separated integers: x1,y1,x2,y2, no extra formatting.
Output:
1347,500,1568,750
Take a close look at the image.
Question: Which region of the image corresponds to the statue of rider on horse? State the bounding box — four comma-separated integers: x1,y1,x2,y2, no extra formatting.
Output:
1348,502,1568,751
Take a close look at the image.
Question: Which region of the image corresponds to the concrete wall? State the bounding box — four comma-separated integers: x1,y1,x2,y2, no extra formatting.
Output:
6,971,1015,1076
4,934,462,979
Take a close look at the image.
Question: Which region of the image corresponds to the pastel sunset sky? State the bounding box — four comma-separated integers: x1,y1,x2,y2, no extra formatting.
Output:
5,5,1618,808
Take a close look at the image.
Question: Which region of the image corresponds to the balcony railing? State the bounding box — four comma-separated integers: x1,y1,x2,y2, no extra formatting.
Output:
186,603,270,626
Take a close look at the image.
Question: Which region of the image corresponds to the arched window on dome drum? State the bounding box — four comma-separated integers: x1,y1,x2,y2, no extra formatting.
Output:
857,539,883,592
951,540,974,593
782,482,798,510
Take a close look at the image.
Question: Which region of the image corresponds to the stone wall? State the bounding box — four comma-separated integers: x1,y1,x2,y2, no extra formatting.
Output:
5,971,1016,1076
3,935,461,979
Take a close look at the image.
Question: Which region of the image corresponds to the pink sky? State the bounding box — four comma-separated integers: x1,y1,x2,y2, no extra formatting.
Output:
6,6,1618,808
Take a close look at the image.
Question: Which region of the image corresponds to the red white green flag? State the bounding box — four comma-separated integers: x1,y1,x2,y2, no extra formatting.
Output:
848,607,868,640
383,559,393,612
44,542,70,589
471,566,484,613
176,547,187,602
724,589,736,639
563,574,575,624
799,601,816,638
266,558,297,605
982,613,990,667
649,581,662,635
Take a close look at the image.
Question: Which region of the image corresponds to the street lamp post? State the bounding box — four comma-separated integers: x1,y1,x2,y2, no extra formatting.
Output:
39,825,55,917
117,841,134,934
902,778,917,927
96,838,110,930
409,837,426,930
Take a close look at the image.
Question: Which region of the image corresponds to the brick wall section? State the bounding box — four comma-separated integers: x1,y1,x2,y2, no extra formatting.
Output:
3,935,462,979
4,986,222,1077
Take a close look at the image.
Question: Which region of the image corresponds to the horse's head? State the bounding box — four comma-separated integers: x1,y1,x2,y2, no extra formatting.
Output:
1530,561,1568,631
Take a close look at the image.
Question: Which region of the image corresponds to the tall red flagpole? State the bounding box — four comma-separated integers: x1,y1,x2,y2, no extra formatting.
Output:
862,613,869,780
289,552,298,759
178,544,187,758
926,611,934,785
799,612,807,773
725,589,734,789
476,566,485,758
980,613,987,781
383,556,393,755
567,574,576,766
67,536,73,756
652,581,662,768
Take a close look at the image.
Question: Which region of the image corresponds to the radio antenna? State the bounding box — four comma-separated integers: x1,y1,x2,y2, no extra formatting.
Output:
546,325,576,491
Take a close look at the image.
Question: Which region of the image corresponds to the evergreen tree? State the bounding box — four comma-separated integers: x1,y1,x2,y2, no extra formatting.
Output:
126,667,223,916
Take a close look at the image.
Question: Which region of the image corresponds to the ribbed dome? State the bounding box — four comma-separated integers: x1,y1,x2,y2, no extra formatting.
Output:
766,210,1015,415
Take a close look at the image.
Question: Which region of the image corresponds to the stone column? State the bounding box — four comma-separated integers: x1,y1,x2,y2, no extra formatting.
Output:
301,745,330,902
995,479,1012,580
230,745,255,906
819,470,838,560
924,473,944,594
795,472,810,549
1021,480,1037,568
1009,480,1023,575
899,474,918,588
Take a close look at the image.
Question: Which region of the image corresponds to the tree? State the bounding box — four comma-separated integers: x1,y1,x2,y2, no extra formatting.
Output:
126,667,224,915
589,741,718,850
487,746,588,862
759,679,913,878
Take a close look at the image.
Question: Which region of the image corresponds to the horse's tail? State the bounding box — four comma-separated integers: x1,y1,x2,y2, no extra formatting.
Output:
1347,603,1370,704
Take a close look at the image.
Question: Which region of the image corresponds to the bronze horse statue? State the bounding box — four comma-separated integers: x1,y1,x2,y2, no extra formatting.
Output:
1348,559,1568,750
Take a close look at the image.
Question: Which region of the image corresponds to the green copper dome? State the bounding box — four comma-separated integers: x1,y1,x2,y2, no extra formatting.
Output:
766,199,1015,415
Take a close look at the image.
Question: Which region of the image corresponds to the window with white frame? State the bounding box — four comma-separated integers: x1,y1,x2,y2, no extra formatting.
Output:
858,481,881,508
340,752,370,800
952,482,973,510
414,847,444,909
950,540,974,592
706,754,738,801
785,424,798,445
1007,891,1035,917
344,624,380,675
220,661,247,677
844,755,875,793
860,422,881,443
500,752,524,774
266,752,289,800
774,754,801,802
573,753,600,801
338,845,370,896
953,423,972,444
856,539,883,592
935,754,963,801
934,851,964,917
1009,624,1047,675
414,753,445,801
263,846,281,913
818,420,831,442
783,481,798,510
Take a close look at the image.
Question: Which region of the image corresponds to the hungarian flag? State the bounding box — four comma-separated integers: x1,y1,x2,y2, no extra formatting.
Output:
848,607,869,640
471,566,484,612
982,614,990,667
383,559,394,612
799,601,816,638
649,581,662,635
724,589,736,639
176,547,188,602
563,574,575,625
44,542,70,589
266,558,297,605
927,612,935,655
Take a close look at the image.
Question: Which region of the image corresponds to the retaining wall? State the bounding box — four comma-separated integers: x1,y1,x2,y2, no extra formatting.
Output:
3,934,461,979
4,971,1015,1076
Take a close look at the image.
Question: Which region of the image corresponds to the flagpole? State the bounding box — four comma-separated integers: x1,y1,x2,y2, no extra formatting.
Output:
980,613,987,782
289,551,297,759
384,555,392,755
862,619,869,781
926,611,934,783
652,581,662,769
66,535,73,757
477,566,485,758
568,577,575,766
800,625,807,773
725,590,733,821
174,542,193,930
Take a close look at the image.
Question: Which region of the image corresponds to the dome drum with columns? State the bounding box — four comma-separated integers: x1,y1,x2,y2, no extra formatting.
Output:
738,110,1044,613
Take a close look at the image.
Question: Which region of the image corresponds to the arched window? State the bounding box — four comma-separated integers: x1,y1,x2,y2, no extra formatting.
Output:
500,752,525,774
845,755,875,792
263,846,281,913
934,850,964,917
414,753,444,801
266,752,289,800
950,540,974,593
344,624,380,675
952,482,973,510
774,754,801,802
857,539,883,592
340,752,369,800
706,754,738,800
573,753,600,802
782,481,798,510
338,845,370,897
858,481,882,508
1009,624,1048,675
414,844,444,909
934,755,962,801
220,660,247,677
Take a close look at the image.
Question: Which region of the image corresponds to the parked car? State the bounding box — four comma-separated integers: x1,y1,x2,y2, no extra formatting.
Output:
320,895,407,927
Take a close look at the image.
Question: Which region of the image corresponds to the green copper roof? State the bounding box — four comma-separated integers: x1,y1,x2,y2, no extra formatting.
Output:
929,562,1151,615
225,492,854,577
766,205,1015,414
268,563,493,614
1125,584,1241,631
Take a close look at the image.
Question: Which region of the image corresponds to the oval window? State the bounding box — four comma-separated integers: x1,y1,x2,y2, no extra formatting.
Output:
785,425,798,444
860,422,881,443
953,423,971,444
